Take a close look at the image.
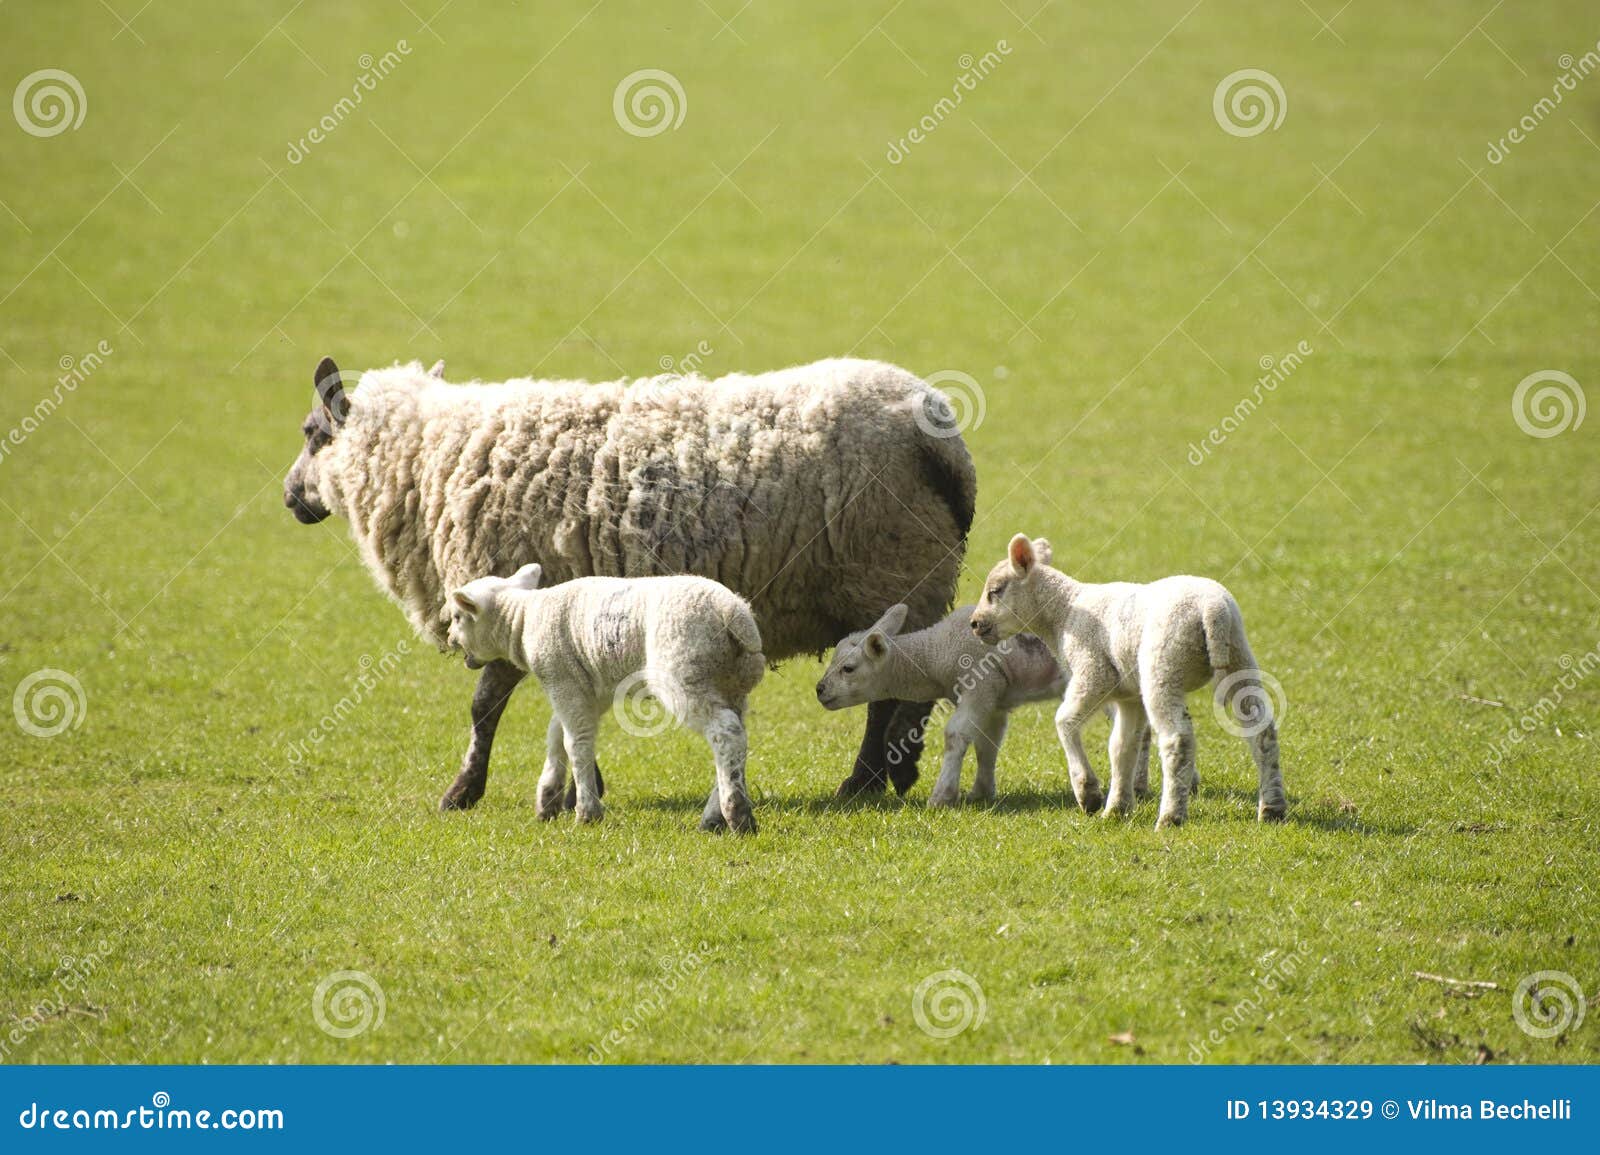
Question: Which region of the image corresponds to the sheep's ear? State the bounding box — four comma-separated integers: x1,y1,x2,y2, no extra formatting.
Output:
314,356,348,425
872,603,909,637
1032,538,1053,566
509,563,542,590
428,360,446,378
451,589,482,620
1008,533,1036,576
864,631,890,660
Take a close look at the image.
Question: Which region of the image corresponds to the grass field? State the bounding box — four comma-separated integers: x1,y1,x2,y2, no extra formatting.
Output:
2,0,1598,1065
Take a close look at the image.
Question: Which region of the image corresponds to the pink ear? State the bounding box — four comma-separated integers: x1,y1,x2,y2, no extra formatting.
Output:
1008,533,1035,574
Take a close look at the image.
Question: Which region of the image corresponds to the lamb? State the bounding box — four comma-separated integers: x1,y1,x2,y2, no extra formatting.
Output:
969,534,1286,829
445,564,765,833
815,601,1158,807
283,356,976,812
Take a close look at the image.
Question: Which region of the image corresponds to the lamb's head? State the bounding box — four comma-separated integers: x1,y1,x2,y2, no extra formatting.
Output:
283,356,349,525
446,563,542,669
970,534,1054,644
283,356,445,524
815,604,909,709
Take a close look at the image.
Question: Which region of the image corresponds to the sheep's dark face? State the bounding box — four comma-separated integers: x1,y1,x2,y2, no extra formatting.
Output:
283,357,347,525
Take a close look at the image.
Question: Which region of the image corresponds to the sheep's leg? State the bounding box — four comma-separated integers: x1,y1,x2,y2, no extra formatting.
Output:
440,660,524,812
1055,684,1109,814
535,717,569,820
1144,688,1197,830
969,712,1006,802
698,705,756,835
554,700,604,825
927,719,970,809
836,699,894,798
1104,701,1145,817
885,699,933,795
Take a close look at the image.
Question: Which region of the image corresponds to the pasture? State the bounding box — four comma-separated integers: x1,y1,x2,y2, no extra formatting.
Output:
2,0,1597,1063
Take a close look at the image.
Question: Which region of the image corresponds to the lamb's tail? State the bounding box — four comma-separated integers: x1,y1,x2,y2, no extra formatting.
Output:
1201,593,1248,677
723,603,763,655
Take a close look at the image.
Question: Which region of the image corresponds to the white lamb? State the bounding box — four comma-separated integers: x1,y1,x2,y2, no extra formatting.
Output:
445,564,765,834
969,534,1286,828
816,602,1159,807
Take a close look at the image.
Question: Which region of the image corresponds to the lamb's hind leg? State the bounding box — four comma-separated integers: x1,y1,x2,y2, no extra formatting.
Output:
698,704,756,835
535,717,569,820
554,699,604,825
440,660,524,812
1144,685,1197,829
969,712,1006,803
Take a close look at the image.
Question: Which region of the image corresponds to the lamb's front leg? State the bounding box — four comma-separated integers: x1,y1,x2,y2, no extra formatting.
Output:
927,721,969,808
1055,685,1108,814
535,716,569,820
554,699,604,824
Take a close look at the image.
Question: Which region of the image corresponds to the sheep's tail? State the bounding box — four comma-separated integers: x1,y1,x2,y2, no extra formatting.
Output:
914,399,978,541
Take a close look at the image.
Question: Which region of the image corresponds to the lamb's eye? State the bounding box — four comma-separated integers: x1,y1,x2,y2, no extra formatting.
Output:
989,583,1006,599
841,664,857,675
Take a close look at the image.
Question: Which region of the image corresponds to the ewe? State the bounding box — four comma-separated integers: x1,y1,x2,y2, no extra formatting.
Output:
283,356,976,812
816,602,1156,807
970,535,1286,828
446,564,765,833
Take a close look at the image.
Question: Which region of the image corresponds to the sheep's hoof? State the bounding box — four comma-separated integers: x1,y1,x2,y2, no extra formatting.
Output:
724,806,758,836
834,772,887,799
438,775,485,812
1102,796,1135,818
699,810,728,833
1258,800,1287,822
1155,810,1186,830
575,802,605,825
887,763,920,796
927,789,960,809
1078,789,1105,815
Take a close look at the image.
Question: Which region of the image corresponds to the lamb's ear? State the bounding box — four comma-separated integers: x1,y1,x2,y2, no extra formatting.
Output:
451,589,482,620
314,356,348,425
1032,538,1053,566
1008,533,1036,576
872,603,910,637
864,631,890,660
509,563,542,590
428,360,446,379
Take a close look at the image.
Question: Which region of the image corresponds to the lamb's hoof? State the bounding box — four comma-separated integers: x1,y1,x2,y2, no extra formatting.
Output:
1078,790,1105,815
563,765,607,809
699,810,729,833
927,790,960,809
835,773,887,799
575,802,605,825
887,763,920,797
1191,771,1202,798
1258,801,1287,822
724,806,758,836
1134,785,1151,801
1155,810,1186,830
535,795,564,821
1102,796,1135,818
966,788,996,805
439,777,484,812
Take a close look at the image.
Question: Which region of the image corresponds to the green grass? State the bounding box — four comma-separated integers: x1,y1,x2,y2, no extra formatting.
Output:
2,0,1598,1064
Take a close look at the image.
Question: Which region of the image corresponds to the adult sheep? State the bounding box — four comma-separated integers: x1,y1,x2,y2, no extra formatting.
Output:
282,355,977,811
